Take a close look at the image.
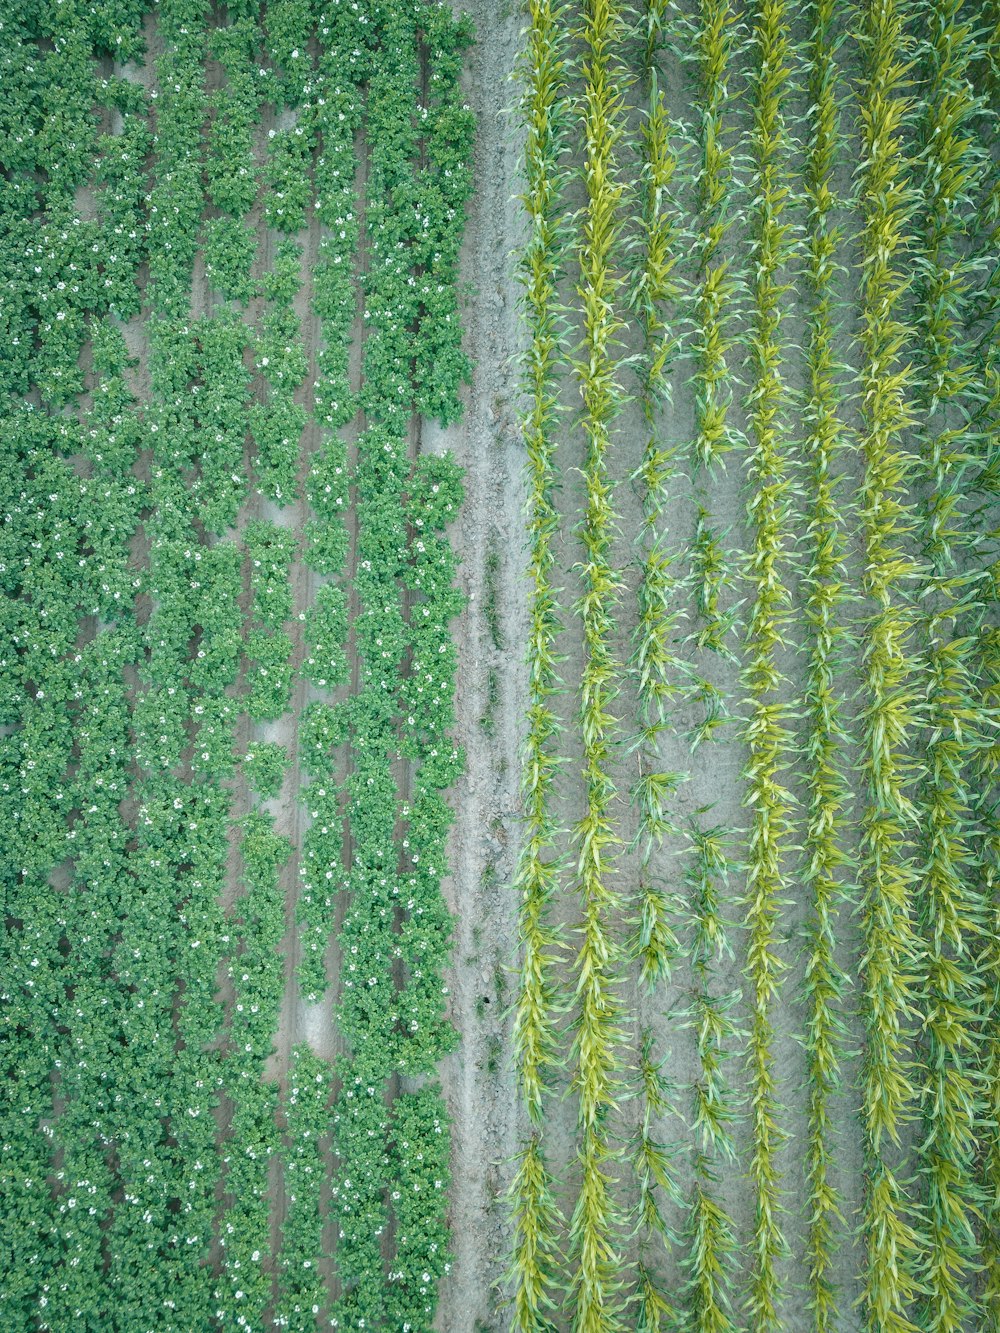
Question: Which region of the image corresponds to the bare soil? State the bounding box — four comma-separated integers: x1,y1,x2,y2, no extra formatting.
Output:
430,4,529,1327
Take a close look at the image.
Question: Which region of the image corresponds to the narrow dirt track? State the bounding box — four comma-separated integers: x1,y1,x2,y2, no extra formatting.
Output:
431,3,528,1326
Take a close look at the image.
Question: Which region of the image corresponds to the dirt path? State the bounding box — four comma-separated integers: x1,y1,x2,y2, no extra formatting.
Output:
430,4,528,1327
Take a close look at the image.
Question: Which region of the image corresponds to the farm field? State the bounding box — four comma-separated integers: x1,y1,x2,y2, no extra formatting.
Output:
0,0,998,1331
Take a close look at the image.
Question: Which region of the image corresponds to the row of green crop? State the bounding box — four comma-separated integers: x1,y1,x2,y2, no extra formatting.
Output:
211,4,295,1322
976,6,1000,1314
510,1,1000,1330
628,5,684,1327
909,3,990,1329
565,2,632,1327
853,1,923,1325
508,0,572,1325
673,4,745,1326
741,0,796,1325
135,2,247,1323
799,1,855,1327
324,7,472,1325
0,2,190,1325
329,0,413,1258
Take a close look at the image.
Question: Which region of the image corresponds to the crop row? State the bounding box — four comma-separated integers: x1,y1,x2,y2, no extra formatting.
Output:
628,5,684,1326
799,1,855,1326
508,1,572,1326
326,7,472,1325
564,2,632,1327
976,5,1000,1310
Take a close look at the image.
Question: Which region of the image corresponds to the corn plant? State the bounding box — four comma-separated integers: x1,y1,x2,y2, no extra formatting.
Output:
798,1,857,1327
853,1,924,1325
974,17,1000,1305
509,2,573,1327
510,1135,566,1333
673,0,745,748
623,0,686,1003
680,822,740,1333
689,508,738,660
633,1030,682,1331
909,3,992,1326
565,1,632,1326
687,0,742,476
739,3,797,1326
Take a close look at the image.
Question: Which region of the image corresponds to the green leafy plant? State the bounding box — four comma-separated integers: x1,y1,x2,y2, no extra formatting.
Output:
680,822,740,1333
244,741,288,800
